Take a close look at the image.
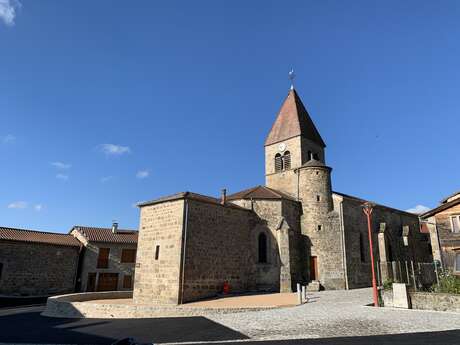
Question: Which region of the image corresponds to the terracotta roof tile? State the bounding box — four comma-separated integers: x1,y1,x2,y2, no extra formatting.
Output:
333,191,420,218
227,185,297,201
0,226,80,247
72,226,138,244
138,192,252,211
265,89,326,147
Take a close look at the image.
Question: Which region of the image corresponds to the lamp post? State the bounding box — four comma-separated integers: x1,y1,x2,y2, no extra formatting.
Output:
362,202,379,307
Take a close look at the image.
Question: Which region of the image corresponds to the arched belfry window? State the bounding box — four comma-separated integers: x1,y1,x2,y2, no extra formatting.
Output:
307,151,312,161
258,233,268,263
283,151,291,170
275,153,283,172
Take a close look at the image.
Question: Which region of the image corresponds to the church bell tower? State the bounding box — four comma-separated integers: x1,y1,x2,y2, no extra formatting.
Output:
265,83,345,289
265,87,327,199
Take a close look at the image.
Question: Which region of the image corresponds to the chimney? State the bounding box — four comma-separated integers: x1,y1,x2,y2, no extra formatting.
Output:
221,188,227,205
112,221,118,234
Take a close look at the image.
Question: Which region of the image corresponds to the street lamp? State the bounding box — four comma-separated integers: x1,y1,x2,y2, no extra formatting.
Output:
362,201,379,307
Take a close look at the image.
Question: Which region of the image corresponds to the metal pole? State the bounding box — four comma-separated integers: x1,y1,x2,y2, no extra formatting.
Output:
376,260,381,286
434,261,439,286
411,260,417,291
405,261,410,285
363,203,379,307
296,283,302,305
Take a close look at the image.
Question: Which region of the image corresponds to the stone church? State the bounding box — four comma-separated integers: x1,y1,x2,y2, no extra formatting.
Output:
133,87,432,305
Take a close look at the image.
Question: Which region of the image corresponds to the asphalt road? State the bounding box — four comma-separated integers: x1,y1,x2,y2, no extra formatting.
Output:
0,306,248,344
0,305,459,345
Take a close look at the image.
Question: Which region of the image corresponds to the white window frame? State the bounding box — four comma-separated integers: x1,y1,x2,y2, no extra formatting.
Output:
450,215,460,233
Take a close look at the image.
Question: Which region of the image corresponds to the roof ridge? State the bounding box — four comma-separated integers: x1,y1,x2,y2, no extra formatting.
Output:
74,225,137,231
227,185,297,202
0,226,69,236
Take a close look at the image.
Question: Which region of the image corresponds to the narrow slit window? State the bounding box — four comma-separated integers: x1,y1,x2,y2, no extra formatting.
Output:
317,225,322,231
155,245,160,260
258,233,268,263
316,195,321,202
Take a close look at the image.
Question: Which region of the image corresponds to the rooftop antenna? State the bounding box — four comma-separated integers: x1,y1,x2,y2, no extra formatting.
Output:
288,68,295,90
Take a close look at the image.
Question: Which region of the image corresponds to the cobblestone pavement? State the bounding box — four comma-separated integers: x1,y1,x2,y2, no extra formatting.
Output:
206,288,460,341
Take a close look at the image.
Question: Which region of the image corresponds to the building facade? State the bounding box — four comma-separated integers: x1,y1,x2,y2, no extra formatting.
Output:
421,191,460,274
70,224,138,292
133,87,433,305
0,227,81,296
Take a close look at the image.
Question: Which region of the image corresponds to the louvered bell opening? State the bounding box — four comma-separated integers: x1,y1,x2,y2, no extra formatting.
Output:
275,154,283,172
283,151,291,170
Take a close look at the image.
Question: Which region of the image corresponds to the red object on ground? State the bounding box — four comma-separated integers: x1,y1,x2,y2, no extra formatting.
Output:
223,281,230,294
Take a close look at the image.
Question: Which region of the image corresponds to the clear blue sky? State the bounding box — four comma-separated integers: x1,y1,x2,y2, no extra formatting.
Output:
1,1,459,232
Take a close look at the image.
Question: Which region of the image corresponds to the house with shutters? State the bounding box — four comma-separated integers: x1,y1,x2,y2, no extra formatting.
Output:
70,223,138,292
0,223,138,297
421,191,460,274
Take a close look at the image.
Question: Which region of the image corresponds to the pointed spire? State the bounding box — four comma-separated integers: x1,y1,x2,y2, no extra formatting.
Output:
265,88,326,147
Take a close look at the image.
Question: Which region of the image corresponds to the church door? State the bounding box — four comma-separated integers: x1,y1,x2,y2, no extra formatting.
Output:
310,256,318,281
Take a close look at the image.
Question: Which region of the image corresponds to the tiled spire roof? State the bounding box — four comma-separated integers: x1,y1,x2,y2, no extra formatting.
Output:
265,89,325,147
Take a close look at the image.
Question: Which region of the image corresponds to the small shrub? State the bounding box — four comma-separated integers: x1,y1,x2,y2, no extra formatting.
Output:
431,270,460,294
383,279,394,290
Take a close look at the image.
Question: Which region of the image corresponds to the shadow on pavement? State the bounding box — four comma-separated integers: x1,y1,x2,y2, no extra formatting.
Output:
211,329,460,345
0,306,249,344
0,295,47,308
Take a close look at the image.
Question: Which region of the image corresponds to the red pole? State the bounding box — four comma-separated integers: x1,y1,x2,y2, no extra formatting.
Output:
363,203,379,307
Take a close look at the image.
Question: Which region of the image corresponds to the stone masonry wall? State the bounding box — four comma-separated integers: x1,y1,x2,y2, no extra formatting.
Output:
341,196,432,289
0,240,79,296
410,291,460,312
182,200,256,302
265,136,302,199
75,241,137,292
265,136,325,199
133,199,185,305
229,198,302,292
281,199,303,289
298,166,346,290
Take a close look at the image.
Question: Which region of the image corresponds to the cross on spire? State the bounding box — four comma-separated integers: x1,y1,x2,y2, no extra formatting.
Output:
288,69,295,90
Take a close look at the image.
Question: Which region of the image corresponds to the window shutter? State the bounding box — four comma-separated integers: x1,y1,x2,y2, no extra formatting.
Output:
275,154,283,172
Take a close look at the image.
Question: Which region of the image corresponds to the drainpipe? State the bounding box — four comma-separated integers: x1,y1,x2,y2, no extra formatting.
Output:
434,218,443,269
294,168,300,201
179,199,189,304
339,199,349,290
